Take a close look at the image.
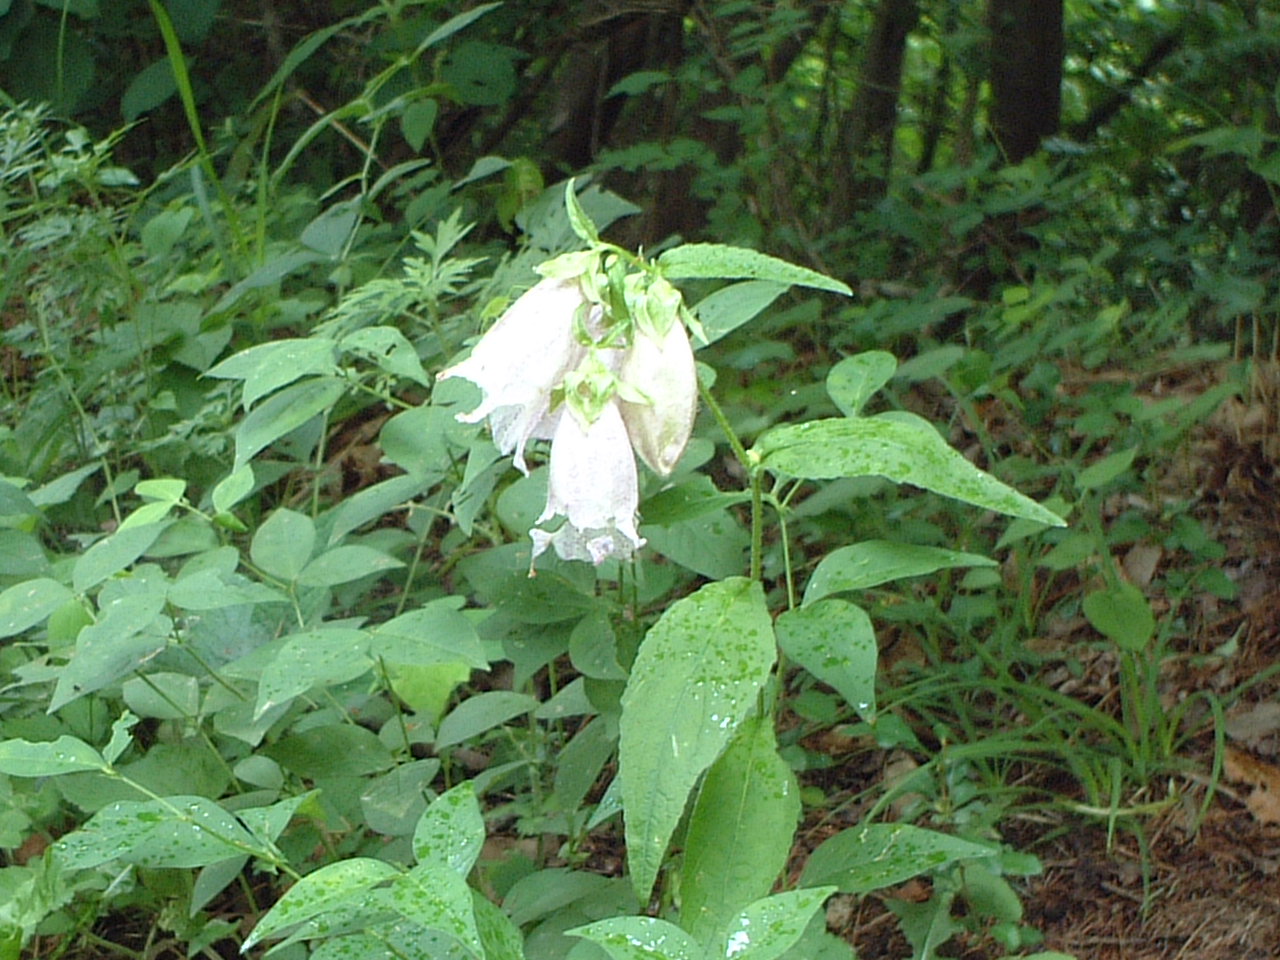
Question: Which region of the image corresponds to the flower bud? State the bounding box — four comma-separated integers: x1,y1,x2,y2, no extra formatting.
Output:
618,319,698,477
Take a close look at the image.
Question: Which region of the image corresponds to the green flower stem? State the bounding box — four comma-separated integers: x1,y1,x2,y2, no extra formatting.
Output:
697,378,763,581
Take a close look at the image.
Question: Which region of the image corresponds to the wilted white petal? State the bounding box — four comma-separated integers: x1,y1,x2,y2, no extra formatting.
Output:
439,277,588,473
618,319,698,476
532,401,643,564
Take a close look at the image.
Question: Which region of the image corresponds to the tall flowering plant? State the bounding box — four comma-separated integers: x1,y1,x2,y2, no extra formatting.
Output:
439,201,697,567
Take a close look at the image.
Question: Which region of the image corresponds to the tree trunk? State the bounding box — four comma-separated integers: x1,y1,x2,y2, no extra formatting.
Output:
832,0,920,219
988,0,1063,163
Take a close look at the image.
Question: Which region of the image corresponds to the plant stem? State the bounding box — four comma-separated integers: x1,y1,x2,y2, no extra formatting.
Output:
698,377,764,580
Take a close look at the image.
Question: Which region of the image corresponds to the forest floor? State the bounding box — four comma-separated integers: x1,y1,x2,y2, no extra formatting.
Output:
832,360,1280,959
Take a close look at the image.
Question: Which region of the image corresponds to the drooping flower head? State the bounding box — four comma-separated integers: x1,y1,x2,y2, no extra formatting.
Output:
441,232,698,567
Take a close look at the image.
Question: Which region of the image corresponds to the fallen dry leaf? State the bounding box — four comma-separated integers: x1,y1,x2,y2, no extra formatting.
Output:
1224,746,1280,825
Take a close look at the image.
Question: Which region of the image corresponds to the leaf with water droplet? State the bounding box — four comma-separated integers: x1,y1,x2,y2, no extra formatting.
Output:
412,781,484,876
718,887,836,960
800,823,996,894
619,578,775,902
243,858,400,949
776,600,877,723
568,915,706,960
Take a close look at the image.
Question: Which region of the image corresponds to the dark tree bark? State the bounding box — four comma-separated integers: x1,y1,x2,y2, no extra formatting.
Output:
988,0,1063,163
832,0,920,218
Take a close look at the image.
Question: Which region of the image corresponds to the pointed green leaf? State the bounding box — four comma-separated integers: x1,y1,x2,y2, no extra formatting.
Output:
718,888,836,960
243,858,400,948
54,796,258,870
680,715,801,951
256,628,372,719
775,600,877,722
658,244,851,295
619,578,776,901
72,521,170,593
568,916,705,960
250,508,316,582
826,352,897,417
691,280,788,345
412,781,484,876
50,592,171,712
206,338,338,409
297,545,405,587
385,862,484,957
0,735,106,776
800,823,995,894
233,376,346,471
0,578,73,638
370,598,488,670
435,691,538,750
754,414,1064,526
803,540,995,605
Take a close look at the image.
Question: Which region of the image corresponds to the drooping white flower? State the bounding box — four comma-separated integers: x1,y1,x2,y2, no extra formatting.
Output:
617,318,698,477
530,400,644,565
438,277,592,474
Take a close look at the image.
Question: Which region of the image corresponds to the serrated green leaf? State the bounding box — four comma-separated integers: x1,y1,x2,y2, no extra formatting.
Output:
243,858,400,948
0,735,106,776
657,244,851,295
0,578,73,639
680,715,800,951
619,578,776,901
800,823,995,894
754,414,1064,527
568,916,705,960
718,887,836,960
803,540,995,605
412,781,484,875
826,351,897,417
775,600,877,722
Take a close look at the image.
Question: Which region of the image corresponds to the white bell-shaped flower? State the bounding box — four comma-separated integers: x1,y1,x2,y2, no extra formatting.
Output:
530,401,644,565
617,318,698,477
438,277,591,474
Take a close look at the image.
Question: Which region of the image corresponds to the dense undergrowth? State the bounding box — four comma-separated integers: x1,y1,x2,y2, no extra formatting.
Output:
1,3,1277,959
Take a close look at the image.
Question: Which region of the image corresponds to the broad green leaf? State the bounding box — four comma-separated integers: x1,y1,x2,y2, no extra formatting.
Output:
775,600,877,722
642,510,750,580
123,672,199,719
504,868,615,927
250,508,316,582
826,352,897,417
167,569,288,610
54,796,258,869
412,781,484,876
342,326,431,387
1076,447,1138,491
211,464,255,514
0,736,106,776
301,200,360,257
657,244,852,296
754,414,1064,527
362,759,440,836
371,599,488,670
568,916,704,960
554,716,619,813
717,888,836,960
233,376,346,471
619,578,776,901
473,893,524,960
803,540,995,605
72,521,170,593
1083,583,1154,651
691,280,787,345
243,858,400,948
800,823,996,894
205,338,338,409
641,475,750,526
680,715,800,951
30,463,99,507
256,628,372,719
50,592,171,712
0,480,37,519
265,724,395,779
0,578,73,638
297,545,404,587
435,692,538,750
326,473,426,545
385,862,484,957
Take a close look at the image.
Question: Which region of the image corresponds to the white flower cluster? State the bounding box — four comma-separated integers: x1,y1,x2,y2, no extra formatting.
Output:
440,272,697,566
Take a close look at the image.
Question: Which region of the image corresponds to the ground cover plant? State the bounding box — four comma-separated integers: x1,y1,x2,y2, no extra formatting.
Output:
1,2,1278,959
